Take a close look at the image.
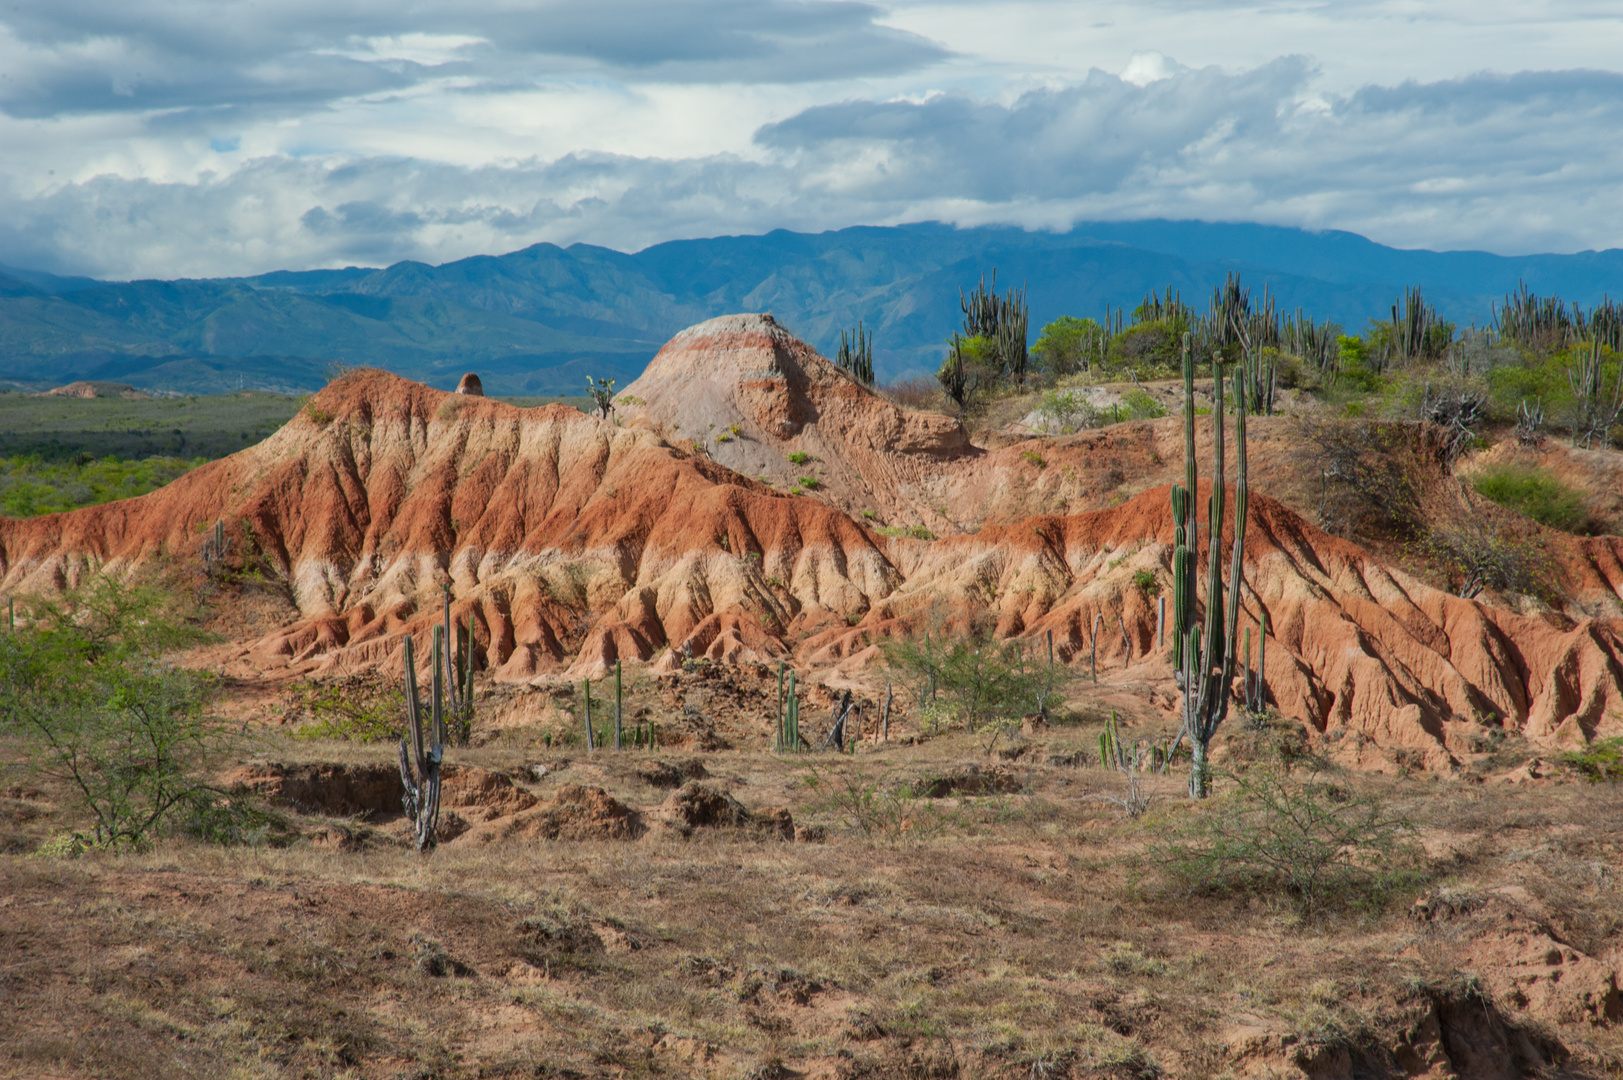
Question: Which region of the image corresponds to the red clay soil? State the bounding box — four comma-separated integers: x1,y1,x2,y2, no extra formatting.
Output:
1,314,1620,773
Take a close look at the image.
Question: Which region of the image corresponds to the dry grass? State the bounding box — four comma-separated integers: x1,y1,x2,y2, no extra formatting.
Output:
3,715,1623,1079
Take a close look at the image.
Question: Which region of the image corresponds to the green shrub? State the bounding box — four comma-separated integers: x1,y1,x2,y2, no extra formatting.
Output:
1561,736,1623,782
1471,463,1588,533
1118,389,1168,421
797,475,821,490
786,451,812,466
1131,569,1159,596
0,577,262,849
801,766,957,843
875,524,936,540
1157,767,1425,921
286,675,405,742
1108,324,1178,369
882,625,1062,742
1035,389,1100,433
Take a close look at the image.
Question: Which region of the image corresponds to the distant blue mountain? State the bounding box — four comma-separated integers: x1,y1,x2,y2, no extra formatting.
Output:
2,221,1619,394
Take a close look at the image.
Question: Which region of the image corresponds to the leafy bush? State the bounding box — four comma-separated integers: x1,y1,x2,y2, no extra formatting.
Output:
1108,324,1178,369
1422,518,1547,599
1035,389,1100,433
797,475,821,490
786,451,812,465
1561,736,1623,782
0,577,260,849
1132,569,1159,596
286,674,406,742
1032,316,1107,377
1118,389,1168,421
1471,463,1589,533
1158,768,1424,921
882,625,1061,741
801,766,957,843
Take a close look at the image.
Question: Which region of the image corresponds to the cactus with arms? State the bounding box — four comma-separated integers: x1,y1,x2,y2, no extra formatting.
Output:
1169,333,1250,798
398,630,446,851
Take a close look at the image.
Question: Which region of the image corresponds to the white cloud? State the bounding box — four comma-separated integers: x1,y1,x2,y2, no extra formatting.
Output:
0,1,1621,276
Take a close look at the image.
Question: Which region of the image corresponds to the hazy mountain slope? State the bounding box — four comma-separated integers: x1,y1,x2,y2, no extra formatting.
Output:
2,220,1621,394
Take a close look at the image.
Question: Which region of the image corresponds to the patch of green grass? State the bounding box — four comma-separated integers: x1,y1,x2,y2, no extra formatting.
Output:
797,475,821,490
875,524,937,541
0,455,205,518
786,451,813,466
1471,462,1589,533
0,391,301,461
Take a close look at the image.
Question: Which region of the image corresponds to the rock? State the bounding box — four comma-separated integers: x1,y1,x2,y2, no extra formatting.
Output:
455,372,483,396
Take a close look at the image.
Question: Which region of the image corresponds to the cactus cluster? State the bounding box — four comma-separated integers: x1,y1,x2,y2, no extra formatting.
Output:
836,322,875,386
441,584,475,746
1169,332,1250,799
398,630,446,851
582,660,645,750
201,519,227,577
1242,614,1269,717
777,662,803,752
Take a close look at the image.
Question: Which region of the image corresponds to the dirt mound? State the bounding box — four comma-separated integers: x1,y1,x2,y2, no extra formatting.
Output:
910,765,1024,798
658,781,795,839
224,762,403,817
225,762,538,822
464,785,643,843
41,380,150,400
636,758,710,789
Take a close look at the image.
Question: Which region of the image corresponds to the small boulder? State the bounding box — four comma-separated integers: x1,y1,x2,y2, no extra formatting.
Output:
456,372,484,396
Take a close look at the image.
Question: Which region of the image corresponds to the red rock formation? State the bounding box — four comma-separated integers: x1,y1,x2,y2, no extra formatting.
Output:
1,315,1619,772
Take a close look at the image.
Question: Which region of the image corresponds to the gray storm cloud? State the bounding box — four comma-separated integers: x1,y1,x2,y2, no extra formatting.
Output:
0,0,950,120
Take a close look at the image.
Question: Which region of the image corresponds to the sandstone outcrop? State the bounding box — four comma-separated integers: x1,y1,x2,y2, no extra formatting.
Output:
2,316,1620,772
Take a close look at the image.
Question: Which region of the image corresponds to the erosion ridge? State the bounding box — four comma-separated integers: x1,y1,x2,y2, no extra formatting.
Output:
0,313,1619,773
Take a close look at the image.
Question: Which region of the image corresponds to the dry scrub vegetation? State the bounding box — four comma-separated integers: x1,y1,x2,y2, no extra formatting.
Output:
5,705,1623,1078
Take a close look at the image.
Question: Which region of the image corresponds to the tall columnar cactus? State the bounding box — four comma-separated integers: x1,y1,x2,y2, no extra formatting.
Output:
778,669,801,752
441,584,475,746
614,659,624,749
1169,333,1249,799
398,631,445,852
837,322,875,386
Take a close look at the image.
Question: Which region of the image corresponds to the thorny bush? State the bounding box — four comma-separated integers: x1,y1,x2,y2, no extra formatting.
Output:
1156,766,1427,922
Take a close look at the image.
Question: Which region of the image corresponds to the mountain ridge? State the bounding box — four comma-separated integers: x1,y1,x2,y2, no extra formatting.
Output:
3,220,1621,395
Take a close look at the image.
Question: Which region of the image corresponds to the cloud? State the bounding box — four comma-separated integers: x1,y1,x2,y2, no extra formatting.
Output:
3,59,1622,279
0,0,950,121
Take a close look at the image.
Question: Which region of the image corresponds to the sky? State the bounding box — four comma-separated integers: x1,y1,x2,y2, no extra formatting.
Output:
1,0,1621,280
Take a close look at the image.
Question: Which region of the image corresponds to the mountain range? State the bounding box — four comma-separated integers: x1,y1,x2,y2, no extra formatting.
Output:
3,220,1621,395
